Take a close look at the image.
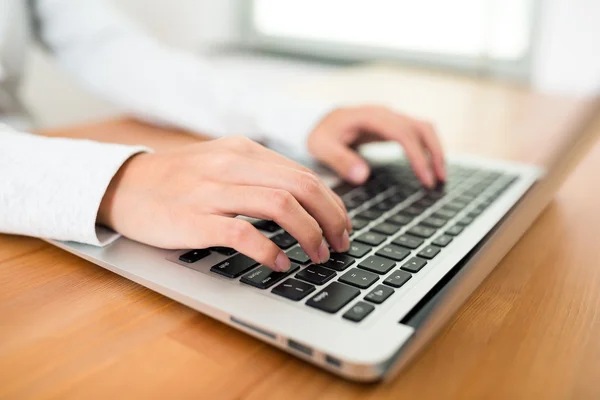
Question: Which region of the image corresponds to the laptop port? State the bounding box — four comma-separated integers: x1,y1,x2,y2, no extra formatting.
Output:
230,317,276,340
325,355,342,368
287,339,313,357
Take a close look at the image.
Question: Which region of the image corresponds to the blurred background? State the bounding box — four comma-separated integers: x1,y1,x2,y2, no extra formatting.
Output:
23,0,600,129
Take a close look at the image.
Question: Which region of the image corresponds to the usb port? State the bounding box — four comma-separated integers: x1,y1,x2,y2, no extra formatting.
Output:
287,339,313,357
325,355,342,368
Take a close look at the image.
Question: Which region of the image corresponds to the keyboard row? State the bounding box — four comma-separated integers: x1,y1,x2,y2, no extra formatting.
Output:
177,167,517,323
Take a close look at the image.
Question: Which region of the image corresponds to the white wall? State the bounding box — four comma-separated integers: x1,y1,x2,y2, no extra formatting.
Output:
21,0,599,130
532,0,600,96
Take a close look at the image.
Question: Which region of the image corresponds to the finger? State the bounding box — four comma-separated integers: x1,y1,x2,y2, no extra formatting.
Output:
192,216,290,272
359,109,435,187
211,158,350,253
415,120,446,181
311,138,371,185
327,187,353,233
396,129,436,188
213,135,351,231
351,132,382,147
239,145,353,232
207,184,329,264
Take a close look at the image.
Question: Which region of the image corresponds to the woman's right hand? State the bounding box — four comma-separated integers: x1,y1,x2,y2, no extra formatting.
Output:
97,136,352,272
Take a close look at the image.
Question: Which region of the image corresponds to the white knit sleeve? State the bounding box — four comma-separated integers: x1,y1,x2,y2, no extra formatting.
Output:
0,125,150,246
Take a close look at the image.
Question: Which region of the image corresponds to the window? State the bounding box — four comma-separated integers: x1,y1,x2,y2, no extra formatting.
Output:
244,0,538,78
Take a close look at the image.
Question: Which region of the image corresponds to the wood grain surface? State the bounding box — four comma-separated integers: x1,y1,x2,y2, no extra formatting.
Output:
1,66,599,399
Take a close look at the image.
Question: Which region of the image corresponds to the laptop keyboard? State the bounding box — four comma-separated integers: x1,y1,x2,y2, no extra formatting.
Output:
176,162,518,323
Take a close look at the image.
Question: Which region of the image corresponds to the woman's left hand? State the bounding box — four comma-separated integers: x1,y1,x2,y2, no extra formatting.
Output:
307,106,446,188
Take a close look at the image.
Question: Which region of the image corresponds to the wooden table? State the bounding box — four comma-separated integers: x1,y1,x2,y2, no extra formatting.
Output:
1,66,600,399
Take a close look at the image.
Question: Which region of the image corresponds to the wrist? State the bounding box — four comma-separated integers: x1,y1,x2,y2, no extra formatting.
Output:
97,152,146,230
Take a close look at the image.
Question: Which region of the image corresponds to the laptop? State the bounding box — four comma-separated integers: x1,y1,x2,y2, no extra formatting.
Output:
48,123,590,381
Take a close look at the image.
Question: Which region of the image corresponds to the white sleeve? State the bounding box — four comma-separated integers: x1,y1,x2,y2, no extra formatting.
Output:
0,124,149,246
32,0,336,158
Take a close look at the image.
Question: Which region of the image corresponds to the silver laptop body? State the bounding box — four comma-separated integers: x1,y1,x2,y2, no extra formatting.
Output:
49,136,584,381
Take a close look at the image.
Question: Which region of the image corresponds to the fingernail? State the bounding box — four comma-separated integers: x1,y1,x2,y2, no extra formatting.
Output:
346,214,353,233
275,252,291,272
339,230,350,252
349,164,369,184
318,239,330,263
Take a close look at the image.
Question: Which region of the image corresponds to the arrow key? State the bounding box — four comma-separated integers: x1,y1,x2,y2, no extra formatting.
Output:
365,284,395,304
343,301,375,322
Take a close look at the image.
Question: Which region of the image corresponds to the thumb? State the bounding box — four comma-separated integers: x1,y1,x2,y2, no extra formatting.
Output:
319,141,371,185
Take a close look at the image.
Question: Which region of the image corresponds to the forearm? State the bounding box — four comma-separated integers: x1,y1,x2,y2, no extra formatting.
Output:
34,0,336,158
0,124,149,245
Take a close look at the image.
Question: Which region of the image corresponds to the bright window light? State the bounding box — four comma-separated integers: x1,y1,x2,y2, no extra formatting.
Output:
252,0,533,61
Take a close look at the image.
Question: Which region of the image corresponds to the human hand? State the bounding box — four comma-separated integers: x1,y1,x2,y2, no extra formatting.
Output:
98,137,351,272
308,106,446,187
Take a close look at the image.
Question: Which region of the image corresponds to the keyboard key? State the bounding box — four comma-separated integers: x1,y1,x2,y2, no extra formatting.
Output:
386,214,413,226
322,253,355,271
392,234,424,250
418,245,441,260
456,194,475,203
179,249,210,263
415,197,436,207
286,246,310,264
407,225,437,238
388,193,408,203
365,284,395,304
480,197,496,207
272,278,315,301
472,205,487,214
210,247,236,256
339,268,379,289
252,220,280,232
426,189,446,200
351,218,369,231
383,270,412,288
241,264,300,289
400,257,428,273
434,208,458,219
468,209,482,218
355,231,387,246
351,190,370,202
356,209,384,221
445,201,467,211
446,225,465,236
211,254,259,278
296,264,337,285
306,282,361,313
343,197,362,210
359,255,396,274
343,301,375,322
372,200,395,211
371,222,401,236
376,245,410,262
271,232,297,249
432,235,453,247
457,216,474,226
346,241,372,258
420,216,447,229
401,205,425,216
